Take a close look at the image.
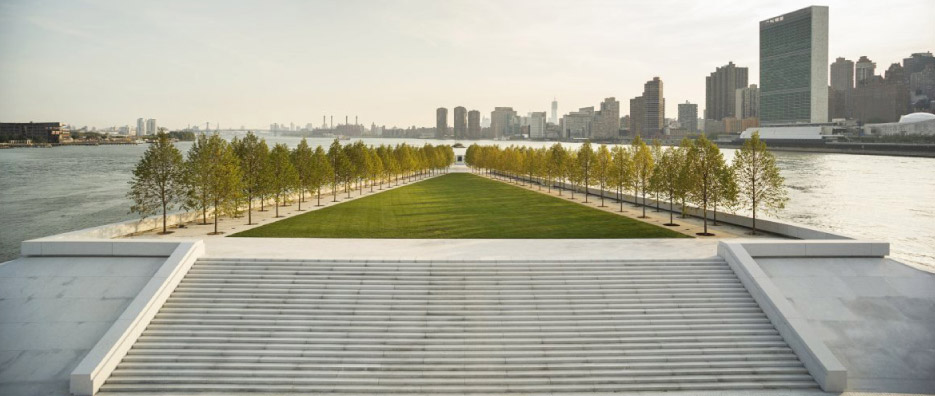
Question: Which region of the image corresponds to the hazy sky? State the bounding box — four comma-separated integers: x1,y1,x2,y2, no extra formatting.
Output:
1,0,933,130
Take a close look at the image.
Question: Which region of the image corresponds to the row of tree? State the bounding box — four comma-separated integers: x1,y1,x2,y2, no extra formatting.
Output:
128,133,455,234
464,133,787,235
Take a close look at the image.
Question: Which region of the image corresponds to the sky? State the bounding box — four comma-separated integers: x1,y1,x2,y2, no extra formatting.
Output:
0,0,933,130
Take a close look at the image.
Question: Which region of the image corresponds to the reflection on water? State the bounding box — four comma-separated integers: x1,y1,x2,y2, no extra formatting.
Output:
1,135,932,270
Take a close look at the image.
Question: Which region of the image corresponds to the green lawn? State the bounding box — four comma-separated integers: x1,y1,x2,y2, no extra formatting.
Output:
231,173,688,239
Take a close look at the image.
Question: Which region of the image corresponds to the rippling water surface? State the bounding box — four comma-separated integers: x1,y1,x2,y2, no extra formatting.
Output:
1,135,932,270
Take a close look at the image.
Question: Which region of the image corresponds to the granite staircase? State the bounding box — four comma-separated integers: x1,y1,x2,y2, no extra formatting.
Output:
99,257,817,394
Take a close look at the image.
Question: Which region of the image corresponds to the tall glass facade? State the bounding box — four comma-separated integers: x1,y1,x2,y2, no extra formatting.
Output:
759,6,828,124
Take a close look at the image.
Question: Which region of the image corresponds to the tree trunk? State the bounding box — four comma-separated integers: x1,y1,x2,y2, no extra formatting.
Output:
162,201,167,234
275,194,280,217
247,195,253,225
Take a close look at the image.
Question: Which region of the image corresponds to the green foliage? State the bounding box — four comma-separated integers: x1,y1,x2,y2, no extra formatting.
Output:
269,143,299,216
232,132,269,224
127,132,185,233
732,132,788,234
185,134,242,234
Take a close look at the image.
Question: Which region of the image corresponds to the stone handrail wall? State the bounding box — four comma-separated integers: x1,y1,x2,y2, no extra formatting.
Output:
68,240,205,395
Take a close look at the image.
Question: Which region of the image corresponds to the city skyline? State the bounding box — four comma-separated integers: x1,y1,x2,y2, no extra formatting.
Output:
0,0,932,129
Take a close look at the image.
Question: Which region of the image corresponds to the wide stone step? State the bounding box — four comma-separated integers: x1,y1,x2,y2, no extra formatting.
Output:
161,297,756,309
99,381,818,394
155,304,761,316
119,352,804,365
137,333,783,345
177,278,742,287
130,340,791,353
101,373,816,386
140,328,782,341
158,302,759,314
184,271,737,280
172,284,750,296
124,346,796,358
145,320,775,332
110,366,809,379
187,267,735,276
113,359,806,371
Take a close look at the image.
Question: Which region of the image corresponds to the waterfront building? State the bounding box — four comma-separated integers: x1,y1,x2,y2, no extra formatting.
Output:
591,97,620,140
435,107,448,139
705,62,748,121
629,96,645,136
467,110,481,139
902,52,935,78
529,111,547,139
910,64,935,112
677,101,698,133
136,118,145,137
0,122,67,143
830,57,855,119
856,56,876,86
735,84,760,120
853,63,911,124
145,119,157,135
550,98,558,124
453,106,467,139
490,107,517,139
759,6,829,124
561,107,594,139
643,77,665,135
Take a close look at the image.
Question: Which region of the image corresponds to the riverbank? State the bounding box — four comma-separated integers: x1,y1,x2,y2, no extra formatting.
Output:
716,141,935,158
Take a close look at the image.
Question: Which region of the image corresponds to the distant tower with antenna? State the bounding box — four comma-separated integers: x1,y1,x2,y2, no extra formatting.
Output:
550,97,558,124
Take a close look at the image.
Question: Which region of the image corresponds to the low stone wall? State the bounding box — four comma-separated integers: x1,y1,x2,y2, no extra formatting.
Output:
490,171,849,240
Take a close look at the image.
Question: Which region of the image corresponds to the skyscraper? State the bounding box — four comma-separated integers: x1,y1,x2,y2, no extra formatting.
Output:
136,118,145,137
435,107,448,139
467,110,481,139
146,119,157,135
855,56,876,85
735,84,760,120
490,107,517,139
643,77,665,135
705,62,748,121
678,101,698,132
591,97,620,140
629,96,645,137
830,57,855,119
759,6,829,124
453,106,467,139
529,112,547,139
550,98,558,124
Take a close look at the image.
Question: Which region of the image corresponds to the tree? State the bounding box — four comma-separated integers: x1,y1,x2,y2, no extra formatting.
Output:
675,137,695,218
268,143,299,218
610,145,632,212
184,134,212,224
310,146,332,206
631,136,655,218
732,132,788,235
687,135,725,236
564,150,578,199
649,139,665,212
232,132,269,225
327,139,348,201
547,143,565,194
655,147,681,226
711,164,739,226
292,138,314,211
577,141,595,202
127,132,185,234
594,144,612,207
187,134,242,235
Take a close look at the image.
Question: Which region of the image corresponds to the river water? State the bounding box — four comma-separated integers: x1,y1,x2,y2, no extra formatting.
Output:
1,135,932,271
